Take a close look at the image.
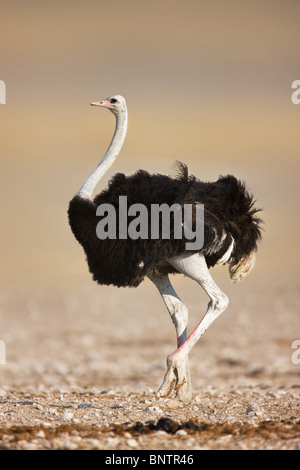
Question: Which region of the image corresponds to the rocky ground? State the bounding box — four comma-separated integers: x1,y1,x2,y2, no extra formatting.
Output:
0,388,299,450
0,274,299,450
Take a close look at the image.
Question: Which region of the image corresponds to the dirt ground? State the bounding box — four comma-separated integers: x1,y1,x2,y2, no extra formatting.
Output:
0,273,299,450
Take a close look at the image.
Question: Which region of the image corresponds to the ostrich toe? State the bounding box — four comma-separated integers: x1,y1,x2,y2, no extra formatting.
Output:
156,353,192,403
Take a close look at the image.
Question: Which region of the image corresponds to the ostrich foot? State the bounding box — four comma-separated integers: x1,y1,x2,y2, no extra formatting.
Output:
156,353,192,403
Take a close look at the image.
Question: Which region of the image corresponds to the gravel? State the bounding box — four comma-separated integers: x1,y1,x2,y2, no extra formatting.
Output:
0,277,299,449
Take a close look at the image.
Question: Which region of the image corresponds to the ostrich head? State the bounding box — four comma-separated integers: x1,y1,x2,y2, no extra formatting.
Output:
90,94,126,116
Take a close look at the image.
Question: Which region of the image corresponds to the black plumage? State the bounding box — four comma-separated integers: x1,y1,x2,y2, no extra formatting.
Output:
68,162,262,287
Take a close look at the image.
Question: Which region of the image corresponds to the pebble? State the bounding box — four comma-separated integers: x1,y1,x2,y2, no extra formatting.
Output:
104,437,119,446
154,430,168,436
41,421,52,427
61,412,74,420
194,395,204,403
184,438,195,447
227,416,237,424
176,429,188,436
127,438,139,448
20,441,40,450
85,438,101,449
165,399,184,409
60,439,78,450
246,403,263,417
145,406,162,413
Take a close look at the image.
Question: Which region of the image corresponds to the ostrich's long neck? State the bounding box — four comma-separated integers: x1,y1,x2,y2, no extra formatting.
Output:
78,108,128,200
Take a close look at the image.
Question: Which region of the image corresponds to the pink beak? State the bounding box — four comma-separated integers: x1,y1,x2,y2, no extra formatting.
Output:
90,100,112,107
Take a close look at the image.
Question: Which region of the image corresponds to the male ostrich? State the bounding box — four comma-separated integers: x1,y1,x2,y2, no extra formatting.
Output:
68,94,262,402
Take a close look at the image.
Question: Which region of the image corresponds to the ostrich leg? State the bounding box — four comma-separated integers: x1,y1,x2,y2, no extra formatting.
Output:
156,253,229,400
148,273,192,402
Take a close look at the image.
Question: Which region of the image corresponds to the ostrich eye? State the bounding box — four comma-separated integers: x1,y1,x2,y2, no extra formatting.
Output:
110,98,117,104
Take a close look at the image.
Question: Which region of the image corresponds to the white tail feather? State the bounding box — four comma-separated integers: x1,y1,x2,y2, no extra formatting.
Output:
229,251,256,283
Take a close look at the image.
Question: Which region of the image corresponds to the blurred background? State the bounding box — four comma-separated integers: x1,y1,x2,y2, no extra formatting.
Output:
0,1,299,393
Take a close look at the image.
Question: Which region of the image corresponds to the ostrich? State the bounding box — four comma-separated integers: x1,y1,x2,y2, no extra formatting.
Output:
68,94,262,402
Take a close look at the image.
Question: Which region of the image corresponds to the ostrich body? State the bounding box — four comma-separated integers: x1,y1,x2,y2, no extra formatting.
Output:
68,95,262,402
